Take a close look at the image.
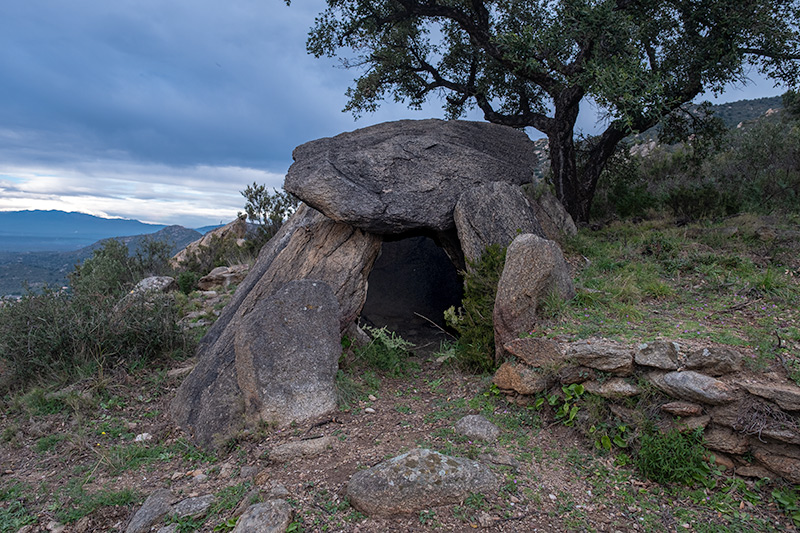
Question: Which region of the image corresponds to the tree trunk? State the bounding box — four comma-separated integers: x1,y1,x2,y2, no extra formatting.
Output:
547,88,584,223
547,93,629,224
575,126,629,223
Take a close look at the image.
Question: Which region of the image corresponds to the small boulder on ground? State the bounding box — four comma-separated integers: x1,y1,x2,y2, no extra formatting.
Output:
347,448,497,516
125,488,173,533
503,337,567,368
197,264,249,290
454,415,500,442
635,341,680,370
130,276,178,295
232,500,293,533
493,233,575,362
567,339,634,375
684,346,744,376
649,370,737,405
493,362,550,395
268,436,335,463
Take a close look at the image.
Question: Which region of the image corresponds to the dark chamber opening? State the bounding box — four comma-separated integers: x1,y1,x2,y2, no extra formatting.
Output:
360,235,464,355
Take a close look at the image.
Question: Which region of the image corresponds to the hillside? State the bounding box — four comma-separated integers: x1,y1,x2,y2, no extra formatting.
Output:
0,210,171,252
711,95,783,127
0,225,202,296
0,214,798,531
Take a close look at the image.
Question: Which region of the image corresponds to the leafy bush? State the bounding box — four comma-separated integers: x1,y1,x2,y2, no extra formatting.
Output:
445,244,506,373
176,271,200,295
0,241,190,392
703,118,800,215
355,326,415,376
635,428,712,485
594,92,800,221
240,183,299,251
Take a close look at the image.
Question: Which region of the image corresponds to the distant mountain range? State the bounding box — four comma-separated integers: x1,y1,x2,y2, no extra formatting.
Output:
0,210,183,252
0,211,216,296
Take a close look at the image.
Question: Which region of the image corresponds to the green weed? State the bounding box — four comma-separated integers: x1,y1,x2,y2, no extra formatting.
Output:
355,326,415,376
635,428,713,485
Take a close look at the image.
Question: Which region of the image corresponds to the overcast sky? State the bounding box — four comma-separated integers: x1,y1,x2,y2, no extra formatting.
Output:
0,1,786,227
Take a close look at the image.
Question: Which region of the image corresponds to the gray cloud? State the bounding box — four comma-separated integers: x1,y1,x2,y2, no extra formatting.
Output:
0,0,785,226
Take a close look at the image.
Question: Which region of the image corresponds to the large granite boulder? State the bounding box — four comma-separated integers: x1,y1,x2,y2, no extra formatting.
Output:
234,280,340,428
171,205,381,448
454,181,544,267
285,119,541,234
493,233,575,361
232,500,293,533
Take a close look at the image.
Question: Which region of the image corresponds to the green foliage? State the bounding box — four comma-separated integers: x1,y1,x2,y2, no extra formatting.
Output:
69,238,174,298
0,483,36,533
54,482,139,523
0,241,191,392
772,487,800,528
132,235,174,279
355,326,415,376
783,89,800,119
552,384,585,427
306,0,800,222
69,239,135,298
445,244,506,373
240,182,299,250
590,423,630,451
176,271,200,295
635,428,712,485
596,97,800,221
35,434,66,453
0,499,36,533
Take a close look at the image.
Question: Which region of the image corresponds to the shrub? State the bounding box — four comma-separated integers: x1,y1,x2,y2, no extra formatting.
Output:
594,92,800,221
635,428,712,485
445,244,506,373
355,326,415,376
176,271,200,295
0,242,191,392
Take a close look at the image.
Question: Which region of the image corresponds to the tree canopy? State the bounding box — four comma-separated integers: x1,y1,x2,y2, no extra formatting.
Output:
305,0,800,222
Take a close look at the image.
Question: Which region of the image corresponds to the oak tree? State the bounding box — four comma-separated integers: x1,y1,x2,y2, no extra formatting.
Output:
305,0,800,222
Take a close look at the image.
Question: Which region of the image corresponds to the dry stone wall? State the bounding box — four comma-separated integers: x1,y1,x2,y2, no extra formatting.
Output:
494,337,800,483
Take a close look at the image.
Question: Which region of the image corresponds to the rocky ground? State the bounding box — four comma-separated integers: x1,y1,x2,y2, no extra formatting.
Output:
1,335,797,532
2,214,800,532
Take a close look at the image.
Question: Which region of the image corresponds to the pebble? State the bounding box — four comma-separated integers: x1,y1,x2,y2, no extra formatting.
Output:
364,407,376,414
46,521,65,533
548,494,557,502
134,433,153,442
368,394,377,401
240,465,259,479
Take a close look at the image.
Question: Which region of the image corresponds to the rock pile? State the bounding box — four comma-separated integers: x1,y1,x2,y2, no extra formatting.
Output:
494,337,800,482
171,215,248,268
171,119,574,448
124,485,292,533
